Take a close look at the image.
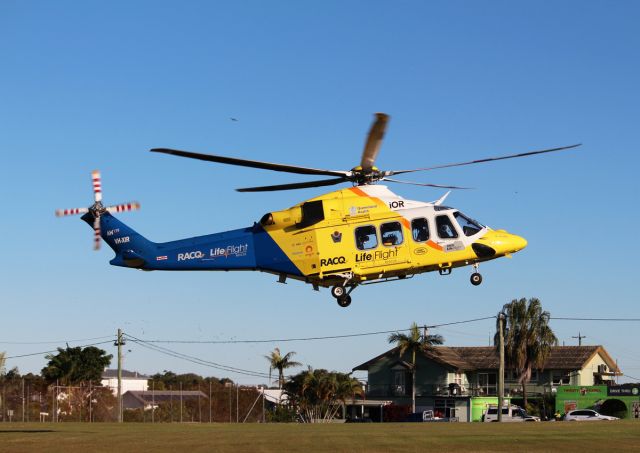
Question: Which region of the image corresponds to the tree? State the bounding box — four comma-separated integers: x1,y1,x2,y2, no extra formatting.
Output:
41,346,112,385
388,322,444,413
496,298,558,408
265,348,301,389
284,368,363,423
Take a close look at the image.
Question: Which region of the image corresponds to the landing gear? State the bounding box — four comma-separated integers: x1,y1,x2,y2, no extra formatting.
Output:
331,284,356,307
337,295,352,307
331,285,346,299
470,263,482,286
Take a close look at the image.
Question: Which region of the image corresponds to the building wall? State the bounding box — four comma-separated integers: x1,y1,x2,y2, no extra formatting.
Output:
101,377,148,396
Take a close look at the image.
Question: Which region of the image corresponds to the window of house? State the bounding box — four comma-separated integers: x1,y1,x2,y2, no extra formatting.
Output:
478,373,497,395
454,373,463,386
355,225,378,250
411,218,430,242
380,221,403,246
436,215,459,239
552,371,571,386
393,370,407,396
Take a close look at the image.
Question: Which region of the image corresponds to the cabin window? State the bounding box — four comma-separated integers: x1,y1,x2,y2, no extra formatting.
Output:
355,225,378,250
454,211,483,237
380,221,403,246
411,218,430,242
436,215,459,239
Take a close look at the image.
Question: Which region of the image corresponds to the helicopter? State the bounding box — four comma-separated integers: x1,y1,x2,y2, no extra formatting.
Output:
56,113,579,307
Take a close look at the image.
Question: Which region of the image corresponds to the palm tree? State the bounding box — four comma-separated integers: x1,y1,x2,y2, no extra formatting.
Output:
388,322,444,412
496,298,558,408
265,348,301,389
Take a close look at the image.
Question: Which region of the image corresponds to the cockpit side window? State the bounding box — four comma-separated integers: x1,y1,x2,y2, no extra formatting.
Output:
436,215,459,239
355,225,378,250
380,221,403,246
411,218,430,243
453,212,483,237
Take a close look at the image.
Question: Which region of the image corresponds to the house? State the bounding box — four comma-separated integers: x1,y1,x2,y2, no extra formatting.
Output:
353,345,620,422
101,369,149,396
123,390,208,410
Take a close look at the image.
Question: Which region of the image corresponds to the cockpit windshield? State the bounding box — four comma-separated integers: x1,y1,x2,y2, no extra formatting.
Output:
453,211,484,237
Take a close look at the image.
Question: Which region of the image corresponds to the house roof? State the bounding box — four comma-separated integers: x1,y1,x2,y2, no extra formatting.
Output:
102,369,149,379
353,346,620,373
124,390,208,404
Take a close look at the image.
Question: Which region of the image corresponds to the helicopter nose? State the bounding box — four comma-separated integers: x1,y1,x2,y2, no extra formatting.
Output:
493,231,528,255
473,231,527,258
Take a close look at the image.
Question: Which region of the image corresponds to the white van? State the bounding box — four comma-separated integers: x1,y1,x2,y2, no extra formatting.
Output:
483,405,540,422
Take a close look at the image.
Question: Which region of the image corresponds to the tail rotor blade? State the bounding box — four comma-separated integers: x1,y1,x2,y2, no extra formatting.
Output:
55,207,89,217
106,202,141,213
360,113,389,171
92,170,102,203
93,216,101,250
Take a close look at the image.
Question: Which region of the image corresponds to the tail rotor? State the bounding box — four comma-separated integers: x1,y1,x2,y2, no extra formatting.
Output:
55,170,140,250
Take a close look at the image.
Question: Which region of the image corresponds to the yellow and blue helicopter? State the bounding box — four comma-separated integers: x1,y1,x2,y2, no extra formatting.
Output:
56,114,578,307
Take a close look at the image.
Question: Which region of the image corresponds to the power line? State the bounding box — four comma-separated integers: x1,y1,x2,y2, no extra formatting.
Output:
551,317,640,322
4,341,116,359
0,335,115,345
124,334,271,379
128,316,497,345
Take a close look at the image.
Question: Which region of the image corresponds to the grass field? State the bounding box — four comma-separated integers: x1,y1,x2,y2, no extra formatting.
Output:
1,421,639,453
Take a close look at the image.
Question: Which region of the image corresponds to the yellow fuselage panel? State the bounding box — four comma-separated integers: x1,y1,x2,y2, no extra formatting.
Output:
260,185,524,284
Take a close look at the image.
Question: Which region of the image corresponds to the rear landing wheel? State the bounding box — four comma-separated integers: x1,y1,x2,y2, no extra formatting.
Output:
337,295,352,308
470,272,483,286
331,285,345,298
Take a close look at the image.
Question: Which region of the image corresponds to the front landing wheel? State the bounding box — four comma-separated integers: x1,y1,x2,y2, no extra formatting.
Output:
337,295,352,308
470,272,483,286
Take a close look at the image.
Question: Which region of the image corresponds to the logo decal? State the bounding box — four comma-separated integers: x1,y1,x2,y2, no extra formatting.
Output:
388,200,405,209
178,251,204,261
331,231,342,243
413,247,427,255
156,256,168,261
209,243,249,259
320,256,346,266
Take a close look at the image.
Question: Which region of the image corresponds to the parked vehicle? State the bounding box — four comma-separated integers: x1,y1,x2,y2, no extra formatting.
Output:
406,410,458,422
564,409,618,421
483,405,540,422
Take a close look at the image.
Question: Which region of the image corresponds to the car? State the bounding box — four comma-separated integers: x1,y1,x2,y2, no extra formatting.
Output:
483,404,541,422
564,409,618,421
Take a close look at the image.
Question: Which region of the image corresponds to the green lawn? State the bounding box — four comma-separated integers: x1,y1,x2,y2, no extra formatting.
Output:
1,421,639,453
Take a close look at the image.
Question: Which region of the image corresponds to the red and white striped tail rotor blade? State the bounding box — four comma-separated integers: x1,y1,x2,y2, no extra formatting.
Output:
106,202,140,214
93,216,101,250
92,170,103,203
55,207,89,217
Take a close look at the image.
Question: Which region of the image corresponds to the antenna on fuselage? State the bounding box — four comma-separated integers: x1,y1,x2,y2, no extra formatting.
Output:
434,191,451,206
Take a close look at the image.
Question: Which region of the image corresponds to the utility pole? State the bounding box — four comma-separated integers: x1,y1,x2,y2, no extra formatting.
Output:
572,332,586,346
498,313,505,422
115,329,125,423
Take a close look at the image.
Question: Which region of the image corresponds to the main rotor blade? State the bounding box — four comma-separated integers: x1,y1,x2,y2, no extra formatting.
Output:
389,144,582,176
382,177,472,189
151,148,350,178
360,113,389,171
236,177,348,192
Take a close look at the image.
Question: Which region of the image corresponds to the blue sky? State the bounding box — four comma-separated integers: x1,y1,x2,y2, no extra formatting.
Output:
1,1,639,385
